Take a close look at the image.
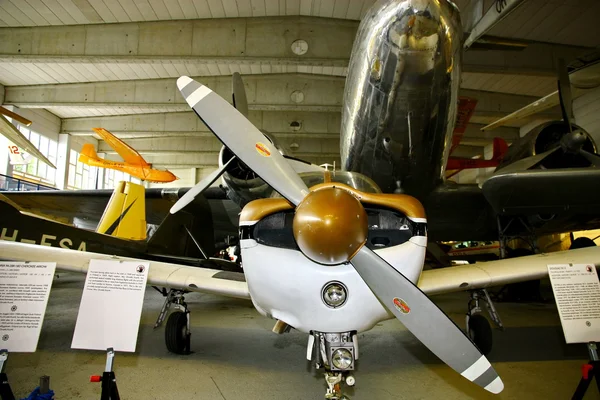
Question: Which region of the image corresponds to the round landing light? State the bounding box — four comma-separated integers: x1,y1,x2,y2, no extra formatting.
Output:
331,348,353,370
322,282,348,308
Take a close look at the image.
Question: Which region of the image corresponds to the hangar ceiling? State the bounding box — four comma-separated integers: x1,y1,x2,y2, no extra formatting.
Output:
0,0,598,175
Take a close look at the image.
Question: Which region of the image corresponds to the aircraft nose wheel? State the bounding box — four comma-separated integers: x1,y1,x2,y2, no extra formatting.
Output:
466,289,503,356
467,314,493,355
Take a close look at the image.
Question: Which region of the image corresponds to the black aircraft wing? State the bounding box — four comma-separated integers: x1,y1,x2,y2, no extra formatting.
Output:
2,186,239,247
482,168,600,216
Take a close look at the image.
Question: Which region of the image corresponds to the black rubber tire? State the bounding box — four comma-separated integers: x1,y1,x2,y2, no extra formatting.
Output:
468,314,493,355
570,237,596,250
165,311,189,354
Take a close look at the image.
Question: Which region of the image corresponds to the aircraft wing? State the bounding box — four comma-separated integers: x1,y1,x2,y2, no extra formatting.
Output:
480,91,560,131
0,115,56,168
419,246,600,295
2,187,239,242
0,241,249,299
92,128,148,165
2,241,599,299
482,168,600,217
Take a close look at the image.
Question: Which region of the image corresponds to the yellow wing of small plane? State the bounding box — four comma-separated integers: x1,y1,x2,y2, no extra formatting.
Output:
83,128,177,183
92,127,149,166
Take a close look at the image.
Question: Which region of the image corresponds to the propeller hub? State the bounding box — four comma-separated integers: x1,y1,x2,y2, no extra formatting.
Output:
293,187,368,265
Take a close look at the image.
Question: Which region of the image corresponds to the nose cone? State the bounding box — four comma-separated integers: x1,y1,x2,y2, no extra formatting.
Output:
293,187,368,265
167,171,178,182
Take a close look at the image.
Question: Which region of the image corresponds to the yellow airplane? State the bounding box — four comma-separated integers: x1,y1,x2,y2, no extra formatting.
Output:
79,128,177,183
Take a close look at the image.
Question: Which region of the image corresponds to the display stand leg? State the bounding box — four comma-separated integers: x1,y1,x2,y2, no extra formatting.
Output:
91,348,120,400
572,342,600,400
0,350,15,400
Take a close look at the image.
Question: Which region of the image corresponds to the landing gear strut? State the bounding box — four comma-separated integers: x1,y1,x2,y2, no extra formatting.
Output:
466,289,503,355
153,288,191,355
309,332,357,400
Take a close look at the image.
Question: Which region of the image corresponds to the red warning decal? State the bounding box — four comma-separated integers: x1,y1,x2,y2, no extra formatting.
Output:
393,297,410,314
255,142,271,157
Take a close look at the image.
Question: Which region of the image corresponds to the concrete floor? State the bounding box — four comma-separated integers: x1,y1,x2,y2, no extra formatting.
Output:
5,273,600,400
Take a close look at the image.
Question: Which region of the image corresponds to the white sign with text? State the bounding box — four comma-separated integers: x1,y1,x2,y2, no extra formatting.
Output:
548,263,600,344
72,260,149,352
0,262,56,352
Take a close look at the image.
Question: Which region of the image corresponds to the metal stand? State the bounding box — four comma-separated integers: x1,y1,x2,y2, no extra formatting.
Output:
90,348,120,400
496,215,538,259
39,376,50,395
0,350,15,400
572,342,600,400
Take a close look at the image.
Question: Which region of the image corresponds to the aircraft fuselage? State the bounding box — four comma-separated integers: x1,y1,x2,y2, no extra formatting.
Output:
341,0,462,199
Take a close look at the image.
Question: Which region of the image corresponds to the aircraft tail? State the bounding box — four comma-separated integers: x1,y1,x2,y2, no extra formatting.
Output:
79,144,101,163
492,138,509,161
7,144,29,165
96,181,147,240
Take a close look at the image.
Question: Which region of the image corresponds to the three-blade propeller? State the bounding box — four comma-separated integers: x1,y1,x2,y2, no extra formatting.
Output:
176,76,503,394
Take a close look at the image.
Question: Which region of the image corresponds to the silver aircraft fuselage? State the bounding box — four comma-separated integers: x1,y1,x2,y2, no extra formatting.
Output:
341,0,462,199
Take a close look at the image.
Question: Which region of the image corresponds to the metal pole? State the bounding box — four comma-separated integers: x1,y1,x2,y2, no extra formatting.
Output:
588,342,598,362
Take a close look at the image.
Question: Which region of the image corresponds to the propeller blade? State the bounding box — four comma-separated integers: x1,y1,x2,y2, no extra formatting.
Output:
170,156,235,214
177,76,309,206
493,145,560,174
580,150,600,167
350,246,503,394
232,72,249,118
557,58,574,128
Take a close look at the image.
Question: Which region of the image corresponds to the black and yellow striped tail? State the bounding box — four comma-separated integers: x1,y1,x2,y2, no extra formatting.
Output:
97,181,146,240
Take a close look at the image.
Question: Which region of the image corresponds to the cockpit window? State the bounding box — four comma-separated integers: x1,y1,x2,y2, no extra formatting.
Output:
298,171,382,193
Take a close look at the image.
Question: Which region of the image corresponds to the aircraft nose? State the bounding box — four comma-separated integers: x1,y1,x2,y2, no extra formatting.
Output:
387,1,448,51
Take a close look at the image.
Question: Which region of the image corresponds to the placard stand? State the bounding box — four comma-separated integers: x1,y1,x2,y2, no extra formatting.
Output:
0,350,15,400
90,348,120,400
572,342,600,400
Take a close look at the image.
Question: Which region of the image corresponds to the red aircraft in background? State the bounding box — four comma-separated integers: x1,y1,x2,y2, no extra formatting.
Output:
446,98,509,178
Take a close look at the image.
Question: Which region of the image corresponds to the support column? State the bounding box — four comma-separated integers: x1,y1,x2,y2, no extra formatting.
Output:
1,85,11,177
0,134,10,177
56,134,70,190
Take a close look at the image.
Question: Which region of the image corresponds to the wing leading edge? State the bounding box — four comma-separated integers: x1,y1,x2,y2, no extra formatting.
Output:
0,241,249,300
419,246,600,295
92,128,149,165
2,241,599,299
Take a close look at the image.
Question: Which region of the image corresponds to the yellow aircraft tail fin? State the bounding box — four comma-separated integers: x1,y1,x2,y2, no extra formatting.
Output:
79,143,100,163
96,181,147,240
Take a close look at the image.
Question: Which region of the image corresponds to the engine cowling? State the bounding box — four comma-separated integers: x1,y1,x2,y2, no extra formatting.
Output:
219,145,273,207
219,133,285,207
497,121,597,170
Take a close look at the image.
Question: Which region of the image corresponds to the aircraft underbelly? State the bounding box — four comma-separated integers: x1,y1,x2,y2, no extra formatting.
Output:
240,237,426,333
341,0,462,198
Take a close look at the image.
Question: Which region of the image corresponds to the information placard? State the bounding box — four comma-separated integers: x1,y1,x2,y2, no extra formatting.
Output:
72,259,149,352
548,263,600,344
0,262,56,352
